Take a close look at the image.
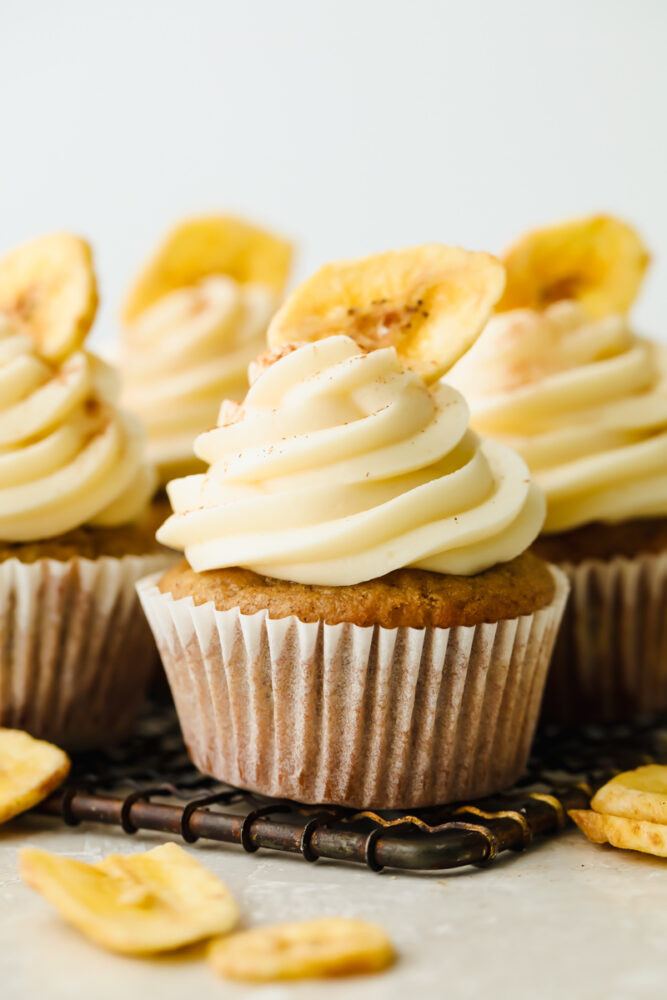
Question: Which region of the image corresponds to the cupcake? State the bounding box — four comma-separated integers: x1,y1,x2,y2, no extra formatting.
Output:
449,214,665,723
138,245,568,809
120,215,292,489
0,233,173,749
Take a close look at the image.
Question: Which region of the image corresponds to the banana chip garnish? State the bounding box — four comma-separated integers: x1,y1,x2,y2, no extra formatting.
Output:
0,729,70,823
209,916,395,982
570,764,667,859
267,244,505,382
19,842,239,954
497,214,649,318
122,215,292,321
0,233,97,361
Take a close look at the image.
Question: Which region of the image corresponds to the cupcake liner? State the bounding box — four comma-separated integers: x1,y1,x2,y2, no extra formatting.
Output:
0,552,173,750
138,567,569,809
540,550,667,724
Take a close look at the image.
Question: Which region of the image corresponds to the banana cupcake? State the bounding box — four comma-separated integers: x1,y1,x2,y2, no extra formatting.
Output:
450,215,666,723
138,246,568,809
0,233,172,749
120,215,292,489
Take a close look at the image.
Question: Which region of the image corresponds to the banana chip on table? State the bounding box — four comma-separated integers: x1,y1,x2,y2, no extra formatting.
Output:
0,729,70,823
267,244,505,382
496,213,649,318
209,916,395,982
569,809,667,859
0,233,98,361
591,764,667,823
569,764,667,859
19,842,239,955
122,215,292,322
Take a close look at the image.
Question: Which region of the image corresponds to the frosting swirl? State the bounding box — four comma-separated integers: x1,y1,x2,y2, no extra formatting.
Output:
122,276,277,481
449,301,667,532
0,318,156,542
157,335,545,585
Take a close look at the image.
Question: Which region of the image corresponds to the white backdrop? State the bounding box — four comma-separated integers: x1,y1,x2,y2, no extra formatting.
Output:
1,0,666,347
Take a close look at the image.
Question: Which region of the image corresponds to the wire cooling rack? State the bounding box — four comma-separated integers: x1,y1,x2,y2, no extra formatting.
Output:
35,706,667,874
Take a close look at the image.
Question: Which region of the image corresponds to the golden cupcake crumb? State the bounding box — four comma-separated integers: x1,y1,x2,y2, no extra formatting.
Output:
0,523,164,563
534,517,667,565
159,551,555,629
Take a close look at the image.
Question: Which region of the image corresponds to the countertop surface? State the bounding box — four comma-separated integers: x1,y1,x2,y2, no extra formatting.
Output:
2,815,666,1000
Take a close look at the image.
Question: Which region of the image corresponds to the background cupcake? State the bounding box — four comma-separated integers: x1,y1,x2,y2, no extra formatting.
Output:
0,233,172,749
139,245,568,809
120,215,292,489
450,214,666,723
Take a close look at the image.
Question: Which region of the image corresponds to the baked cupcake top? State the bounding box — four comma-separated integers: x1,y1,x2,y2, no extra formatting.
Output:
449,216,665,533
121,216,292,483
158,332,545,585
0,234,156,542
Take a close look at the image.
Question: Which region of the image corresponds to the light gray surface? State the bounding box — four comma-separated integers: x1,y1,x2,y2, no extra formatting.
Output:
2,816,666,999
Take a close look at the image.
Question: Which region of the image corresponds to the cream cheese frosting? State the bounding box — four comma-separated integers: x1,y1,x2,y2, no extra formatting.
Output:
122,275,278,482
449,301,667,533
0,317,156,542
157,335,545,585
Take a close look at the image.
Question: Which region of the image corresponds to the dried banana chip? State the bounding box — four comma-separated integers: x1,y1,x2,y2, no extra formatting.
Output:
19,842,239,954
569,809,667,859
209,916,395,982
122,215,292,321
496,214,649,318
591,764,667,824
267,244,505,382
0,233,98,361
0,729,70,823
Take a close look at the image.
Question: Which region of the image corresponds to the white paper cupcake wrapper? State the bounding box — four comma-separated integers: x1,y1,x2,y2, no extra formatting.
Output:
0,552,173,749
541,551,667,724
138,567,568,809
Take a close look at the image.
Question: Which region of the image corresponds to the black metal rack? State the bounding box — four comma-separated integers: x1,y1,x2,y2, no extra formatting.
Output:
35,707,667,874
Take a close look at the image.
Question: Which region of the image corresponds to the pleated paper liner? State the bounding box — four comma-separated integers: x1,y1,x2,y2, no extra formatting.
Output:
138,566,568,810
541,551,667,724
0,552,173,750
